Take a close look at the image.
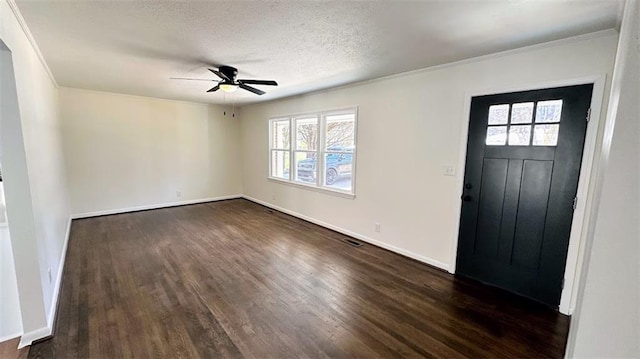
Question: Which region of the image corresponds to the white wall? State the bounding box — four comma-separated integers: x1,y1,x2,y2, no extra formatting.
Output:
0,181,22,341
241,34,618,273
0,176,22,342
0,223,22,342
1,0,71,343
568,0,640,357
58,88,242,215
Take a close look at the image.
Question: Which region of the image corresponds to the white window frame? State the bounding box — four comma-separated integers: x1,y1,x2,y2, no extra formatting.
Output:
292,115,320,187
269,118,292,181
268,107,358,198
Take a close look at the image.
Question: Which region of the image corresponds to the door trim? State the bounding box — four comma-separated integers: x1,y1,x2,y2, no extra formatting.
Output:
449,75,608,315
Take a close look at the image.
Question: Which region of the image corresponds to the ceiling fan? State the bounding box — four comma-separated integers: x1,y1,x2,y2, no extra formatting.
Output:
171,66,278,96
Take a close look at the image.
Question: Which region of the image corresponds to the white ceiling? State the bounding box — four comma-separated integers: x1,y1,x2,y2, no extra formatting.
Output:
16,0,622,105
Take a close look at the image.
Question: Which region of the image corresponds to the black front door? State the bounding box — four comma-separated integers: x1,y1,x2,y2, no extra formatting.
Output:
456,84,592,307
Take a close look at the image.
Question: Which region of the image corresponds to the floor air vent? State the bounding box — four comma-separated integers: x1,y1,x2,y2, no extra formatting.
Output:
344,238,363,247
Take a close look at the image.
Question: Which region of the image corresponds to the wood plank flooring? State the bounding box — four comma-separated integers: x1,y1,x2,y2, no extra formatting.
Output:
28,199,569,358
0,338,28,359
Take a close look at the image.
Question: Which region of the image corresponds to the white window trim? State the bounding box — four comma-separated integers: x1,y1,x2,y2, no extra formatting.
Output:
268,107,358,198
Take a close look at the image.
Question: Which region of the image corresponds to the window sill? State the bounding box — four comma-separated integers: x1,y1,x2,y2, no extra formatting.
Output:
267,177,355,199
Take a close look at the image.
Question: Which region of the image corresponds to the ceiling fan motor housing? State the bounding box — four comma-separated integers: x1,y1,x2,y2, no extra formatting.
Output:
219,66,238,82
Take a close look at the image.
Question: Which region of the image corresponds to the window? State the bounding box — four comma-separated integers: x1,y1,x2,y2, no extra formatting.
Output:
270,119,290,179
269,108,357,195
294,116,318,184
486,100,562,147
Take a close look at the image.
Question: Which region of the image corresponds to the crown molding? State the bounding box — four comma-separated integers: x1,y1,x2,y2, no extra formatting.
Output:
5,0,58,87
244,28,619,109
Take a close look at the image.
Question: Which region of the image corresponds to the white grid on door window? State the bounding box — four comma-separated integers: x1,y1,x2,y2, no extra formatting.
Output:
533,100,562,146
486,100,562,147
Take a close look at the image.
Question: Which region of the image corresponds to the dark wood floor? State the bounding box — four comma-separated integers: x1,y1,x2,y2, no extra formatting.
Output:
28,199,569,358
0,338,28,359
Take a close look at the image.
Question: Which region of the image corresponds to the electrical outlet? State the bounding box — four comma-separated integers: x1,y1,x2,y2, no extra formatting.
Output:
374,223,381,232
48,268,52,284
272,193,276,200
442,164,456,176
176,191,182,198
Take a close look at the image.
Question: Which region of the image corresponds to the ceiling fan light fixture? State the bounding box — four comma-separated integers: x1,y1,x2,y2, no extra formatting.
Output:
219,83,238,93
177,66,277,95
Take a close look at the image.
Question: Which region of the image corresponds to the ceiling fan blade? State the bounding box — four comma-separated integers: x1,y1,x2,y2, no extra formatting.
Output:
207,85,220,93
238,79,278,86
239,83,265,95
209,68,230,81
170,77,218,82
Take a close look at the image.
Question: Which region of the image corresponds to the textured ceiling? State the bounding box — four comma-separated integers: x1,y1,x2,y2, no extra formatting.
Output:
16,0,622,105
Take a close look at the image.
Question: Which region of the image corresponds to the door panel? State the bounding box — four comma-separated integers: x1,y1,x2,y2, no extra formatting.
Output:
497,159,522,264
512,160,553,270
485,146,555,160
475,158,508,259
456,84,593,307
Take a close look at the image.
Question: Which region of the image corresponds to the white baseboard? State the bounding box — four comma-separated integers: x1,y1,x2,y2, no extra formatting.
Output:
18,326,50,349
47,217,72,328
15,218,70,349
241,195,450,272
0,332,22,345
70,195,243,219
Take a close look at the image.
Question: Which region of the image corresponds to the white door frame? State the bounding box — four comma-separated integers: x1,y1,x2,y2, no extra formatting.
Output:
448,75,608,315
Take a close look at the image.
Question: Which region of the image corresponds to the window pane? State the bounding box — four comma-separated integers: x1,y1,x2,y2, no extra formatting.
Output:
295,117,318,150
488,104,509,125
535,100,563,123
323,153,353,191
508,125,532,146
533,124,560,146
271,120,290,149
294,152,317,183
325,113,355,151
486,126,507,145
511,102,534,124
271,150,290,179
